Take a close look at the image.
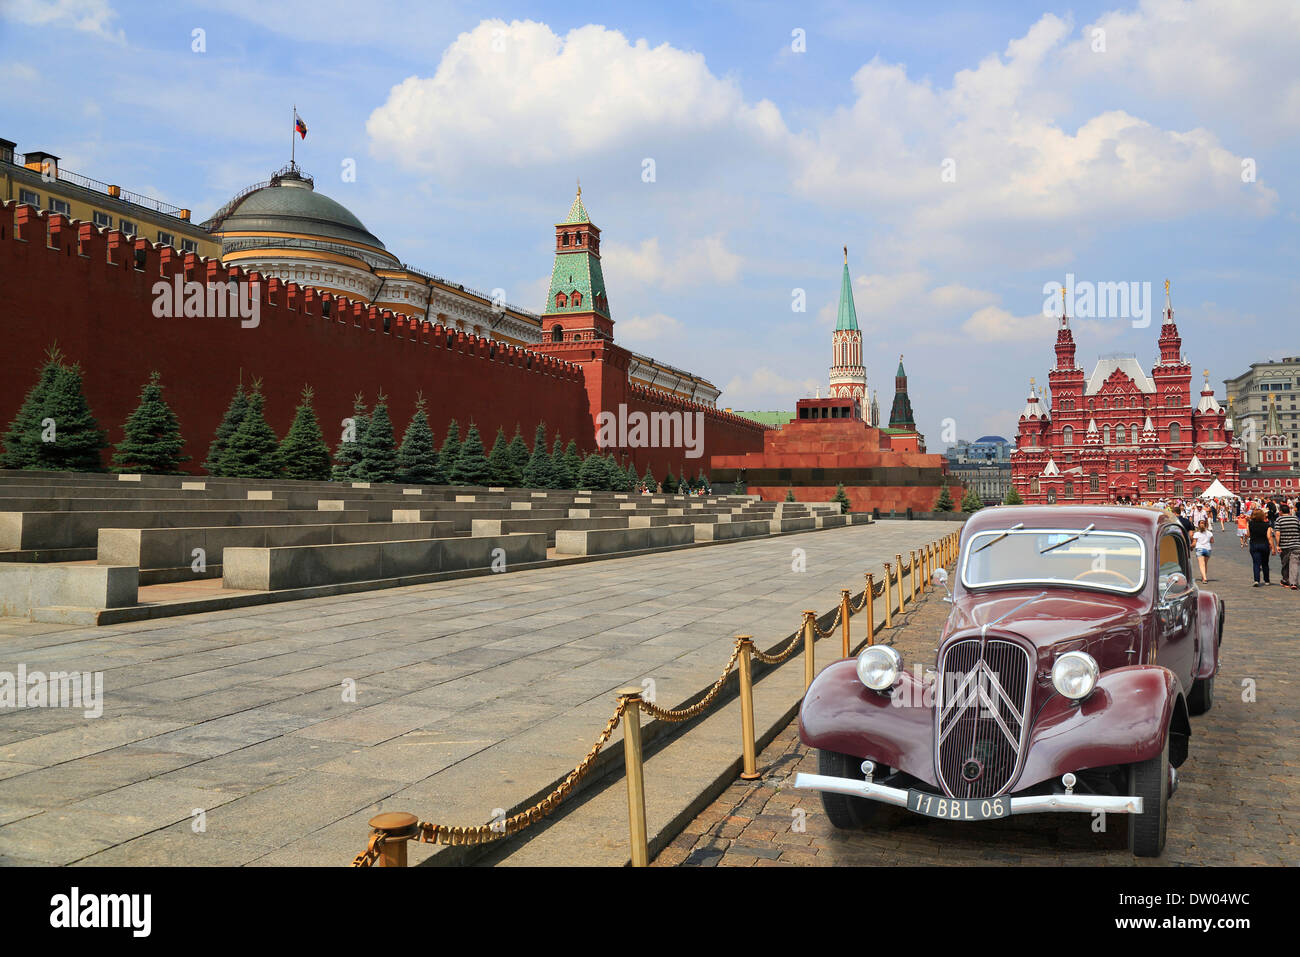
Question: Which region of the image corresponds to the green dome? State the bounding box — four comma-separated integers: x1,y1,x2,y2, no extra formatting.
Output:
209,169,397,264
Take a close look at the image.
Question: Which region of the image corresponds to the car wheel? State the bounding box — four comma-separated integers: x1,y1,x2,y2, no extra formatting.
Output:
1127,733,1169,858
817,748,883,829
1188,672,1214,715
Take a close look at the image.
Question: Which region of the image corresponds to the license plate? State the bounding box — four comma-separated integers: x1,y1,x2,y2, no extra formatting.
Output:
907,790,1009,820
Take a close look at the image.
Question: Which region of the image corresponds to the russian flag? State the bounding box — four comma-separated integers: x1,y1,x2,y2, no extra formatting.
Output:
295,114,308,139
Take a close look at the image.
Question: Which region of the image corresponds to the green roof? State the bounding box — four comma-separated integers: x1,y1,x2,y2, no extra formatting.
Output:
836,257,859,331
897,357,907,376
730,410,789,427
560,189,590,225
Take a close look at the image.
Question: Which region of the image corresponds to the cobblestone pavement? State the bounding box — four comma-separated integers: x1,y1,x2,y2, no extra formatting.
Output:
657,539,1298,866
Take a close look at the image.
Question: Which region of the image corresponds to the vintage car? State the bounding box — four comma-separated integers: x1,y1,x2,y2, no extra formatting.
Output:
794,505,1224,857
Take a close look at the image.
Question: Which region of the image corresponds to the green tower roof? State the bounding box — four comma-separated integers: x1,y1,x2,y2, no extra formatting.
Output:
560,186,590,225
836,247,859,331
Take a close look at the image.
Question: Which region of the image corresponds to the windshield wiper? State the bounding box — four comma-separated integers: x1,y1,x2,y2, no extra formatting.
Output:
1038,523,1096,555
973,522,1023,554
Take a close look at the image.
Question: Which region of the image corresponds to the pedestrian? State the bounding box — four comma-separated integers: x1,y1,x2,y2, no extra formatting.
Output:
1236,509,1249,549
1248,508,1273,586
1174,504,1193,545
1276,502,1300,590
1192,519,1214,583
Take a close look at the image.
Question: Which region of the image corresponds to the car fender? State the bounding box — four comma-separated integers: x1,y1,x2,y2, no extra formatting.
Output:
1016,664,1191,790
798,659,938,787
1194,591,1224,680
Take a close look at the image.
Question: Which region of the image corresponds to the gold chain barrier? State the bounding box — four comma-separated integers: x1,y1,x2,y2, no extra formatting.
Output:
353,525,962,867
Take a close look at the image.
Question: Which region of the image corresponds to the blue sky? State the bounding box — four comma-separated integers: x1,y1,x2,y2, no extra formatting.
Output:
2,0,1295,442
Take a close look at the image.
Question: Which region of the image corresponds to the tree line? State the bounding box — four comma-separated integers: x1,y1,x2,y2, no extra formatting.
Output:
0,349,714,493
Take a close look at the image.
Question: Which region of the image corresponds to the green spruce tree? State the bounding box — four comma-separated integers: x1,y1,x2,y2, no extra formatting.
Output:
111,371,188,474
1003,486,1024,505
563,440,582,490
934,484,954,512
507,425,531,479
784,489,796,502
549,434,568,489
960,487,984,513
578,452,607,491
642,463,657,493
356,392,397,483
0,346,65,470
220,387,281,478
663,466,677,495
449,421,492,486
437,419,462,484
626,461,640,492
487,426,520,487
332,394,368,481
278,385,332,481
36,361,109,472
396,395,441,484
831,482,852,514
521,422,554,488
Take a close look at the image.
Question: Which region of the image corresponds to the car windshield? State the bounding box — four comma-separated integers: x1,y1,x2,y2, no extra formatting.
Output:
962,528,1146,593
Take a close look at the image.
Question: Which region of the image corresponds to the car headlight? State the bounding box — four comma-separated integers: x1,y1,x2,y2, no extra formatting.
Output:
1051,651,1099,700
857,645,902,692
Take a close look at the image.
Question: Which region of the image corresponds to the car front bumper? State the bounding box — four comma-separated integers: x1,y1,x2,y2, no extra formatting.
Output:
792,772,1145,816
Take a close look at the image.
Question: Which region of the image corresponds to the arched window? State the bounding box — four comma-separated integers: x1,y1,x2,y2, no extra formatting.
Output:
1169,422,1180,443
1089,472,1099,492
555,293,567,308
562,232,570,246
1147,471,1157,492
1062,426,1073,446
1103,425,1111,444
575,233,582,245
551,324,563,342
1116,424,1126,444
1047,488,1057,504
1064,481,1074,498
1131,424,1140,443
571,291,582,308
1031,478,1040,495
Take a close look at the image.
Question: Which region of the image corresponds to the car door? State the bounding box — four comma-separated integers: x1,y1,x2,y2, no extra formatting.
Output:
1154,528,1197,689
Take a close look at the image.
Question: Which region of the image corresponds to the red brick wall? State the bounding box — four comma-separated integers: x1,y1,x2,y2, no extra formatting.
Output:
0,203,767,479
0,204,593,471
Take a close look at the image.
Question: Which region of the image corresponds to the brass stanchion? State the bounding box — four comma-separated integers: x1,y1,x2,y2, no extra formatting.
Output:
737,637,760,781
840,589,851,659
895,553,906,616
618,686,649,867
910,550,918,602
882,564,893,628
368,812,418,867
864,573,876,646
802,610,817,691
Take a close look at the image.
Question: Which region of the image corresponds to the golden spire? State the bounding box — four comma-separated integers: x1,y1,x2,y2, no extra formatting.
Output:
576,177,581,199
843,245,848,264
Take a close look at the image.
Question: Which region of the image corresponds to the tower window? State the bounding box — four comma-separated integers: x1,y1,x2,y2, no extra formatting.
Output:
551,324,563,342
562,232,570,247
556,293,567,309
571,291,582,308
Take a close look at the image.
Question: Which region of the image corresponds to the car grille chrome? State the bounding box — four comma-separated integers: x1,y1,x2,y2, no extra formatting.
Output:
935,638,1032,799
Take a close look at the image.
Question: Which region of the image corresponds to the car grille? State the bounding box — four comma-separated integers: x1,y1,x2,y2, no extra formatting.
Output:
935,638,1032,799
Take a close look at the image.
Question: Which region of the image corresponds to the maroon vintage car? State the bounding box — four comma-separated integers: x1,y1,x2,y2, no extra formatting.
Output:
795,505,1224,857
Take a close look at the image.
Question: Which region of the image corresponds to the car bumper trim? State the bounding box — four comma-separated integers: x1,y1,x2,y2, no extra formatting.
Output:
792,772,1145,815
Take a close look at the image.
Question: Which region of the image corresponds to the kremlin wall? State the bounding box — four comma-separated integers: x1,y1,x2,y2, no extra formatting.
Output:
0,202,766,479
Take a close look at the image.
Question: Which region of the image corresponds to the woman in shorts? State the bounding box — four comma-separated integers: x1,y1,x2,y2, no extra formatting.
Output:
1237,511,1249,548
1192,519,1214,584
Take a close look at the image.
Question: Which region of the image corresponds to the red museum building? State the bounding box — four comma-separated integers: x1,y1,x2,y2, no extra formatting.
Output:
1011,286,1242,503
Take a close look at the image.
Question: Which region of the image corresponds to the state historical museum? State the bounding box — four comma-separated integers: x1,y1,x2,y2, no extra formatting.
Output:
1011,286,1242,503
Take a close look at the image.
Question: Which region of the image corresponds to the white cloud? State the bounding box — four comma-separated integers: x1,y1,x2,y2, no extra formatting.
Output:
367,19,784,174
2,0,123,41
602,235,743,290
721,367,820,409
615,312,684,345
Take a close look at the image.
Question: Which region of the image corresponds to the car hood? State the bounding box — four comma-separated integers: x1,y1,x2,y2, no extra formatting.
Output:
945,588,1143,651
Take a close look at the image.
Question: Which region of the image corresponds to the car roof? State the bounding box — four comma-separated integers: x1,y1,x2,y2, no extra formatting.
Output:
963,505,1173,539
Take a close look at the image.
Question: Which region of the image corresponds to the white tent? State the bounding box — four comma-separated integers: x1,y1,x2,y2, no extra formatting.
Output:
1202,478,1237,499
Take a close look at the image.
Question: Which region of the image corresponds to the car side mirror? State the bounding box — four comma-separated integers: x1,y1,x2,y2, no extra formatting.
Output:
1160,571,1188,603
932,566,952,602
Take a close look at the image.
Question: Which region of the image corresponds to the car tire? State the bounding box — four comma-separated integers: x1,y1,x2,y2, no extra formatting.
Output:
1188,672,1214,715
817,748,883,830
1127,733,1169,858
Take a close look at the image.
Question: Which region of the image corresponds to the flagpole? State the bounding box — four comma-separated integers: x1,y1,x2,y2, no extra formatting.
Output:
291,104,296,169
